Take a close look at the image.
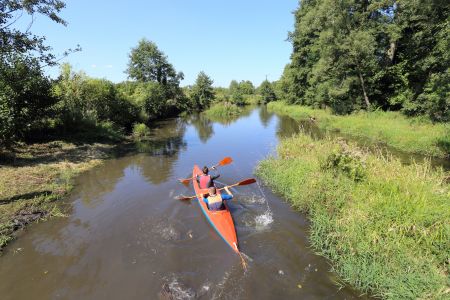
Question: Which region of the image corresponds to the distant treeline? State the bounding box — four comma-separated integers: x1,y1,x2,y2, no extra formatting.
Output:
0,1,274,147
275,0,449,121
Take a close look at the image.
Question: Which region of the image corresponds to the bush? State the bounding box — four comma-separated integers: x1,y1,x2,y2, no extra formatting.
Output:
0,56,56,146
132,123,151,140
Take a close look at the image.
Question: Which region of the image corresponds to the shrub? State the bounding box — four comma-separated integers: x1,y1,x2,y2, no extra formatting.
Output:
132,123,151,140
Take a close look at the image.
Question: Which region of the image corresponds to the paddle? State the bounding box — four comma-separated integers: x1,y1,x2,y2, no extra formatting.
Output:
178,157,233,184
176,178,256,201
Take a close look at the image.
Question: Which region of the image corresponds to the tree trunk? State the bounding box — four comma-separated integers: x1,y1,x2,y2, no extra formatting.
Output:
358,70,371,109
387,41,397,64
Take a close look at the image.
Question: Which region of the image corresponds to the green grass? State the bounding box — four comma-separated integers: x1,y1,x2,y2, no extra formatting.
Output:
268,101,450,158
256,133,450,299
0,141,114,251
204,102,243,119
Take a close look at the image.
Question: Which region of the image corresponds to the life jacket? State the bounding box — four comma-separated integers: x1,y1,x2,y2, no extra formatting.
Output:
199,175,212,189
207,193,223,211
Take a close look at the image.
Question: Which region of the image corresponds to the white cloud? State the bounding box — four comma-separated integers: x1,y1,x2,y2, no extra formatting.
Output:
105,64,113,69
91,64,97,68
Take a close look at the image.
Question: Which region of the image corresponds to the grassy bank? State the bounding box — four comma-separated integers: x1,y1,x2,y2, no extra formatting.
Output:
0,141,116,250
256,133,449,299
267,101,450,158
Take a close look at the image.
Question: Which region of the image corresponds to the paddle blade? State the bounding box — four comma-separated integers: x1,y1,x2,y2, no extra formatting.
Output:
176,195,197,201
217,156,233,167
178,177,192,184
236,178,257,186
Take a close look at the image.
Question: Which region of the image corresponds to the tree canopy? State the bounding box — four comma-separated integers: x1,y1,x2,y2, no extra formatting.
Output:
280,0,449,121
126,39,183,85
190,71,215,110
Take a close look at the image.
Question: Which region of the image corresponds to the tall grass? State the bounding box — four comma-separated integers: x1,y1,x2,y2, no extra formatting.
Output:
268,101,450,158
256,133,449,299
204,102,243,119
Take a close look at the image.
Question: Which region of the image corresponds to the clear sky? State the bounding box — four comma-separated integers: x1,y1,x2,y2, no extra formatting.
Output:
20,0,298,87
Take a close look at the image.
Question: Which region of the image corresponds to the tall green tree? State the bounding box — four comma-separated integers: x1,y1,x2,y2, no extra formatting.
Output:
0,56,56,145
126,39,183,86
239,80,255,95
0,1,72,146
190,71,215,110
229,80,245,105
259,80,276,104
0,0,68,65
283,0,450,120
126,39,186,116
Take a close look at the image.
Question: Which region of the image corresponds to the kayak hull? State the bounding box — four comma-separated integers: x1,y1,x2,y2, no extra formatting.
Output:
192,165,239,253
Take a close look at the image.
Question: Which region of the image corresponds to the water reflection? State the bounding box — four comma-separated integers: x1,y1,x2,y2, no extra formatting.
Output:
187,113,214,143
258,105,274,128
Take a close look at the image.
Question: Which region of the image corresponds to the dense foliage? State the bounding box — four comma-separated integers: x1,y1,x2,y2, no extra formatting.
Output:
0,55,56,145
258,80,277,104
280,0,449,121
1,1,67,146
189,71,215,110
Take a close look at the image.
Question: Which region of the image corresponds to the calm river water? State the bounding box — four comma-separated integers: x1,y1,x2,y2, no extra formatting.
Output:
1,106,375,299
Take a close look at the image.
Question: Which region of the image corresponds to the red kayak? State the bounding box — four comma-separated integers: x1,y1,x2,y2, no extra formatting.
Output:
192,165,239,253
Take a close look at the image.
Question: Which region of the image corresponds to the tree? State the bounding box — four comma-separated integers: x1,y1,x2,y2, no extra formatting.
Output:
0,56,56,145
229,80,245,105
259,80,276,104
0,0,79,66
283,0,450,119
239,80,255,95
190,71,215,110
126,39,183,85
125,39,187,117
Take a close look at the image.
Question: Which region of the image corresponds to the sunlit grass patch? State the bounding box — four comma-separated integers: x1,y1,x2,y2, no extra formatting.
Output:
256,133,449,299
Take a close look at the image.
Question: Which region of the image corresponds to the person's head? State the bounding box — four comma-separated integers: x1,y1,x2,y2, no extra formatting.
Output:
202,166,209,175
208,186,217,196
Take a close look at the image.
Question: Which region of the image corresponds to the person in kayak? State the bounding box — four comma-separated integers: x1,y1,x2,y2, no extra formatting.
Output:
196,166,220,189
204,186,233,211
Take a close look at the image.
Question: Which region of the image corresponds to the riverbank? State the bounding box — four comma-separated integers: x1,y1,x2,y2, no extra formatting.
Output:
0,141,117,251
256,133,449,299
267,101,450,158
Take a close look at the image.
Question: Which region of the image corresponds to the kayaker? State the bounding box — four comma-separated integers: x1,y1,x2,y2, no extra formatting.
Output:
203,186,233,211
197,166,220,189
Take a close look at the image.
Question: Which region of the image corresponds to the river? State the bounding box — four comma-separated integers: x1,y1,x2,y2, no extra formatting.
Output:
0,106,388,299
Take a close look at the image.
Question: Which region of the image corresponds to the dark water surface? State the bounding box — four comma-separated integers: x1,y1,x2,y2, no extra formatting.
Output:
1,107,376,299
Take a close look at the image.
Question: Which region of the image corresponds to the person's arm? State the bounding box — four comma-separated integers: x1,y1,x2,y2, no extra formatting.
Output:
210,166,220,180
221,186,233,200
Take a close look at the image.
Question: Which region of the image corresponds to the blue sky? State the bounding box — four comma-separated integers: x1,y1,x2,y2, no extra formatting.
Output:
19,0,298,87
